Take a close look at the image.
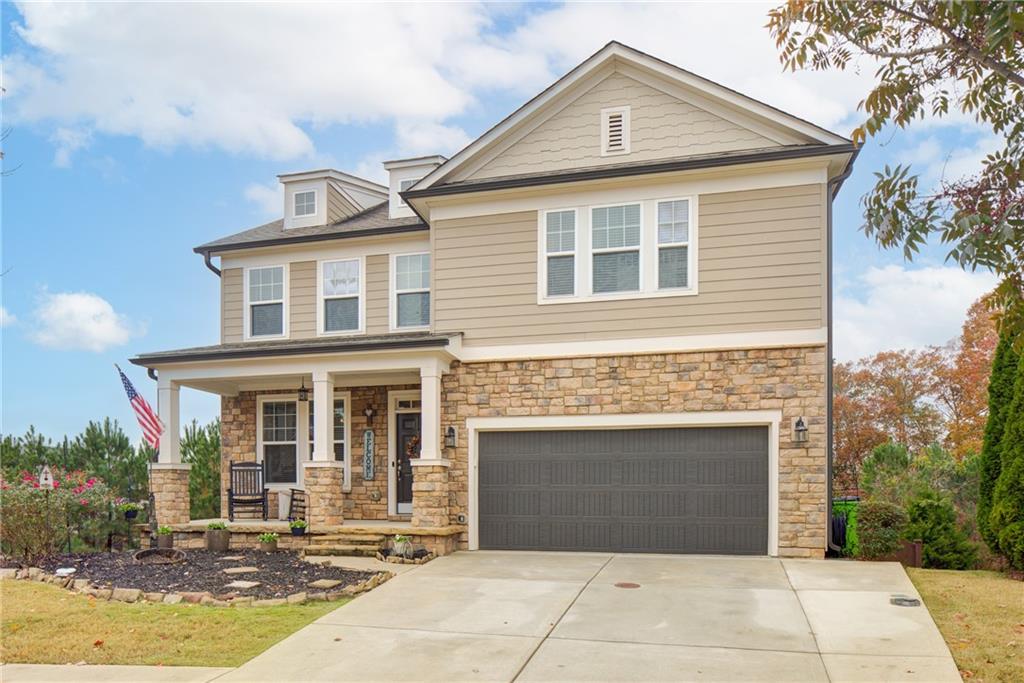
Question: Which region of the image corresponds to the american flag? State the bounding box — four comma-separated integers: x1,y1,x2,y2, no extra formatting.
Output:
116,364,164,450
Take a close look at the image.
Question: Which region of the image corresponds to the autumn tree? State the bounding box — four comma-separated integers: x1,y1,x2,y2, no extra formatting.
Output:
768,1,1024,342
833,362,888,493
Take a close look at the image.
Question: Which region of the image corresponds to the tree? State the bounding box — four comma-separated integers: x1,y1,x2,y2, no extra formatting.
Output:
860,349,944,451
181,419,221,520
989,354,1024,568
904,490,977,569
768,1,1024,343
833,362,888,493
978,330,1019,549
68,419,149,501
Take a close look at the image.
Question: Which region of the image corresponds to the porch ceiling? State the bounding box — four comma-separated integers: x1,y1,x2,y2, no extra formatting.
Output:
178,369,421,396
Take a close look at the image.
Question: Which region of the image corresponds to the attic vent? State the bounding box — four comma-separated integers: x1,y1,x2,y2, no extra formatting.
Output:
601,106,631,156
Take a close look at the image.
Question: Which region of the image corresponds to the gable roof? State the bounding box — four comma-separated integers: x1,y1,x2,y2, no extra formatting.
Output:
411,41,850,193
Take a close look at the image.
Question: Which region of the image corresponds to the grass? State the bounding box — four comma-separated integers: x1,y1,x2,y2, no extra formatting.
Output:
0,580,345,667
908,568,1024,683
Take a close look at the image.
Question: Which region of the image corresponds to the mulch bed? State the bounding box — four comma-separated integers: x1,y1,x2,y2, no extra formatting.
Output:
12,550,377,600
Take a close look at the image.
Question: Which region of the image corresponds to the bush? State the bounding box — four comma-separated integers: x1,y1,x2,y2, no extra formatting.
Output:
860,443,913,504
857,501,908,559
904,491,977,569
979,332,1018,550
990,354,1024,569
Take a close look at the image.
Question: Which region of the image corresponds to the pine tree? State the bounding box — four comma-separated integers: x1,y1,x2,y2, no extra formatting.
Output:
978,333,1019,550
990,354,1024,569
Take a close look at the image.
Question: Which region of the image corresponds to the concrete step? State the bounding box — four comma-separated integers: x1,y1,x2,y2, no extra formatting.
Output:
302,544,381,557
312,534,388,545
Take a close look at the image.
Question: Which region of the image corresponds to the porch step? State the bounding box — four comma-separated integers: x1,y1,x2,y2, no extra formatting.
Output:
302,544,382,558
311,533,388,545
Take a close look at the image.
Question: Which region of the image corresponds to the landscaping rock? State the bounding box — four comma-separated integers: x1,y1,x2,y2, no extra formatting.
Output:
286,591,307,604
143,592,164,603
0,568,18,580
308,579,342,589
253,598,286,607
223,566,259,575
163,593,183,605
307,591,327,601
27,567,43,580
93,588,112,600
180,591,209,604
231,597,254,608
217,555,246,561
225,580,261,589
72,579,91,591
325,590,346,601
111,587,142,603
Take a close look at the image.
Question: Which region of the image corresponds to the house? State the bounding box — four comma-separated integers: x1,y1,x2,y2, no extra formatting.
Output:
131,42,856,558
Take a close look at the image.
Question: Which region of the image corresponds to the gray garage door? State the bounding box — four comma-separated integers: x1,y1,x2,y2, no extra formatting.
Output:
478,426,769,555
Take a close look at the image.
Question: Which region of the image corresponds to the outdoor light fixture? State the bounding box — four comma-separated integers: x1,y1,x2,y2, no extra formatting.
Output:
363,405,375,422
445,425,457,449
297,378,309,402
793,417,809,443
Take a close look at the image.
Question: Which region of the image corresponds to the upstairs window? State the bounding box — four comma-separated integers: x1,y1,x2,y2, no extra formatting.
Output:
591,204,641,294
657,200,691,290
322,259,361,333
397,178,421,207
601,106,631,156
294,190,316,217
545,210,576,297
394,253,430,328
248,266,285,337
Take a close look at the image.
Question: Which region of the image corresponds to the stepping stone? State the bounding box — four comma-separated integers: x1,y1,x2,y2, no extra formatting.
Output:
217,555,246,561
223,566,259,575
308,579,343,589
225,580,261,590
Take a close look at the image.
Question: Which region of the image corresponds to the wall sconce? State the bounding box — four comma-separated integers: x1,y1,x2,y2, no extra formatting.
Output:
363,405,375,423
444,425,457,449
793,417,809,443
297,378,309,402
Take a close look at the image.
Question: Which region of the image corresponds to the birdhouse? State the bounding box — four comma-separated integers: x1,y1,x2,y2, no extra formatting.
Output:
39,465,55,490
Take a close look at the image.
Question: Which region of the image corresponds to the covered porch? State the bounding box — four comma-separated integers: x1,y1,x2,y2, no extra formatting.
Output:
132,334,464,552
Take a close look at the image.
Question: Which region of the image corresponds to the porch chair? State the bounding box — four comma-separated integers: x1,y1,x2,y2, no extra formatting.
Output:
287,488,307,522
227,461,268,521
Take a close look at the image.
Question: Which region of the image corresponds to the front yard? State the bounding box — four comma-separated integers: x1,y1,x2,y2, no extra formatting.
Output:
909,568,1024,682
0,580,342,667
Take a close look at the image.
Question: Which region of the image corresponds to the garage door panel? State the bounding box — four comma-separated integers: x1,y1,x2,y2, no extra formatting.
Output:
478,426,769,555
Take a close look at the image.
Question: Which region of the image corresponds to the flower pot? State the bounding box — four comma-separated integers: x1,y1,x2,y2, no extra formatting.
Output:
393,541,410,558
290,526,306,537
156,534,174,549
259,540,278,552
205,528,231,552
124,509,138,520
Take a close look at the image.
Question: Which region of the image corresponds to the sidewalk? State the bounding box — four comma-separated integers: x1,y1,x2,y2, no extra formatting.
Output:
0,664,232,683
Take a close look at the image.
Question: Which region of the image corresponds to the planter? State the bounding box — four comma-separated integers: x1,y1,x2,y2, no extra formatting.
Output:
393,541,411,558
124,509,139,520
290,526,307,537
205,529,231,552
156,534,174,549
259,540,278,552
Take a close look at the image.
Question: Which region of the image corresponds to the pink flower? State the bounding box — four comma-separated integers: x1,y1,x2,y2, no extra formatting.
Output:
33,483,39,489
52,481,59,488
80,498,89,506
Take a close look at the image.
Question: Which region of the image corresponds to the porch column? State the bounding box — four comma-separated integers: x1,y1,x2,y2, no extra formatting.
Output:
412,360,450,528
303,369,344,528
151,378,190,525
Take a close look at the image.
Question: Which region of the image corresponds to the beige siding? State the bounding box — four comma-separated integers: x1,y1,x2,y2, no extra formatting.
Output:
326,180,360,224
290,261,317,338
433,184,826,346
221,268,243,343
469,72,777,181
366,254,390,334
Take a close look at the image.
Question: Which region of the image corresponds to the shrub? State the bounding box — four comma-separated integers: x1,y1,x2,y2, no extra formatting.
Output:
856,501,908,559
206,521,227,530
156,525,173,536
979,332,1018,550
258,532,278,543
991,355,1024,569
904,491,977,569
860,443,913,504
289,519,308,529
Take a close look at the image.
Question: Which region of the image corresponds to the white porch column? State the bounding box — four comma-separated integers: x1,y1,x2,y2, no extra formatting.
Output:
312,370,335,461
157,380,180,463
419,364,442,461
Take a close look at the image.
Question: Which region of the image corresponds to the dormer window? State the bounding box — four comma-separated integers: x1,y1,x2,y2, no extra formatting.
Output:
294,190,316,217
601,106,631,156
397,178,420,207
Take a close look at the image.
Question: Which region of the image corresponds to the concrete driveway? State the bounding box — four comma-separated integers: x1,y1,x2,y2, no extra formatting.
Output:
223,552,960,682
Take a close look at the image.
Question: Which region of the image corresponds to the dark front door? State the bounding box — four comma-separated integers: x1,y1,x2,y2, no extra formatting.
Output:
396,413,421,511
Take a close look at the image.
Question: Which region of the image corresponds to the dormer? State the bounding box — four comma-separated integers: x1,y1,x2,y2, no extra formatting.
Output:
278,169,388,229
382,156,447,219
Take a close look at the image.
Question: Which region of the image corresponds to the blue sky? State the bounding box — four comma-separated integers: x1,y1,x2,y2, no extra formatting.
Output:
1,2,998,444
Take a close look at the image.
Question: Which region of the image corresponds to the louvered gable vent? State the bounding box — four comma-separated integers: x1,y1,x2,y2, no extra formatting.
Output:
601,106,631,156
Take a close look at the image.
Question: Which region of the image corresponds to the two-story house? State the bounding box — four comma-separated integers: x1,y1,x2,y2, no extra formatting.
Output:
132,42,856,558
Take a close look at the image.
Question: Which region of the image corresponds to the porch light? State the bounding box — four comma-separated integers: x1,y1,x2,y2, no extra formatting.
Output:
363,405,375,423
444,425,457,449
793,417,809,443
297,378,309,402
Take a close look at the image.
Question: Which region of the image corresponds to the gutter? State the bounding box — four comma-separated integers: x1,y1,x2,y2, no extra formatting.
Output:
825,146,859,555
193,223,428,257
202,251,221,277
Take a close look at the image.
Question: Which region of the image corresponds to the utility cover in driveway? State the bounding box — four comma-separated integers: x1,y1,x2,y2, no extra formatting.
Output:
478,426,769,554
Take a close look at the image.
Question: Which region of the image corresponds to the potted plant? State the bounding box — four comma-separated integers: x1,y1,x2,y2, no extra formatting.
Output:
393,534,413,559
118,501,142,520
258,532,279,552
289,519,308,537
156,525,174,549
205,521,231,552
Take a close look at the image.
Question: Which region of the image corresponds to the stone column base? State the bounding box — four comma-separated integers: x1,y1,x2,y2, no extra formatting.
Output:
150,463,191,526
411,460,450,528
303,461,344,527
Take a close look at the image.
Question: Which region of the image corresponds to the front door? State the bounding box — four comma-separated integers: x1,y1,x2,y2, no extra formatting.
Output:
396,413,421,514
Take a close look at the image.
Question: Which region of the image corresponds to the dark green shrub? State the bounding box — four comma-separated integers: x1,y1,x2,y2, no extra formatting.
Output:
979,332,1018,550
991,355,1024,569
904,491,977,569
860,443,913,505
857,501,907,559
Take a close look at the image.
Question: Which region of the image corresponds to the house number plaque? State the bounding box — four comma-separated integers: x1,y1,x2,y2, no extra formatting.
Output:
362,429,375,480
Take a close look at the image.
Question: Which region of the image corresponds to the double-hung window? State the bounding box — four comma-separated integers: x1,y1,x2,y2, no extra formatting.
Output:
394,253,430,329
545,210,575,297
322,259,361,333
591,204,641,294
657,199,691,290
262,401,297,484
248,266,285,338
294,190,316,217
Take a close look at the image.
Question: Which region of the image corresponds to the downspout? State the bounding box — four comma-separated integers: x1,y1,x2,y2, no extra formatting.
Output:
202,251,221,277
147,368,158,382
825,150,858,555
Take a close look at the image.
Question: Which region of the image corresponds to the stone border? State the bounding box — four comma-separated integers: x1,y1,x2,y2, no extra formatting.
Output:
374,551,436,565
0,565,390,607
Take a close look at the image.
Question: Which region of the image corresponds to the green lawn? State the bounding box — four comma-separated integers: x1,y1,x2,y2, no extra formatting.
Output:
909,568,1024,683
0,580,344,667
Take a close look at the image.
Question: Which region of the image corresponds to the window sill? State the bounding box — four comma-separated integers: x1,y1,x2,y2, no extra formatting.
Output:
317,329,366,338
391,325,431,333
538,286,698,305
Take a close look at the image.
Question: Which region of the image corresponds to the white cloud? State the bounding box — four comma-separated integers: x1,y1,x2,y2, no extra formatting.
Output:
395,121,472,157
244,181,283,218
0,306,16,327
49,126,91,167
30,291,140,352
835,265,998,361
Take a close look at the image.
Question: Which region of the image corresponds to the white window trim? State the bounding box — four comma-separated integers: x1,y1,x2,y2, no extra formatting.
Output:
537,194,699,305
389,251,431,332
317,256,365,337
539,208,579,299
655,197,697,293
600,105,631,156
387,389,422,516
256,394,301,489
243,264,289,341
397,178,421,208
292,188,318,218
307,391,353,491
590,201,643,297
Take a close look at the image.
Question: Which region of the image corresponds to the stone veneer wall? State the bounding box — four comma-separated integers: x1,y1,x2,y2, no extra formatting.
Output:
441,346,828,558
150,466,190,526
411,464,450,527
